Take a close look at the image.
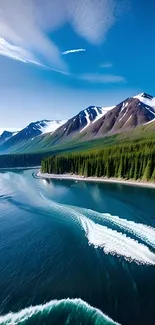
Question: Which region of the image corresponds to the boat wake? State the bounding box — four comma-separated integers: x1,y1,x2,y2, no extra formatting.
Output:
78,207,155,249
1,170,155,325
1,170,155,266
39,192,155,266
81,217,155,265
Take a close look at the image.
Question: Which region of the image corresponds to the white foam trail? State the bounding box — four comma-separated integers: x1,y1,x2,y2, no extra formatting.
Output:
39,193,155,265
77,207,155,249
0,298,120,325
81,217,155,265
3,172,155,266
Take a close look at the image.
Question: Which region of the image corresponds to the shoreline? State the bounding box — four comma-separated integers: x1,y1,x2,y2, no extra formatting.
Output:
0,166,40,171
36,170,155,189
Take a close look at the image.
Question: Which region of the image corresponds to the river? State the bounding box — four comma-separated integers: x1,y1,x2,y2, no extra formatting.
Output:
0,169,155,325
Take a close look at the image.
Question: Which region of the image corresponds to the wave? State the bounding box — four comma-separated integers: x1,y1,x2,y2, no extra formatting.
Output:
39,192,155,265
81,217,155,265
78,207,155,249
0,298,120,325
1,171,155,265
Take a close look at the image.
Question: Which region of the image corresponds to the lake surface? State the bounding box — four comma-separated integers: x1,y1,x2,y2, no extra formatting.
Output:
0,169,155,325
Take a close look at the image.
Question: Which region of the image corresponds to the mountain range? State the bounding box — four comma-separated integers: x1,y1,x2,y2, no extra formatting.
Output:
0,130,18,144
0,92,155,155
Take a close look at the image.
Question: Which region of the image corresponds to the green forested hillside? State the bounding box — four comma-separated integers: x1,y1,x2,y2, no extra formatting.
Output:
1,129,155,171
1,118,155,155
0,135,125,168
41,139,155,182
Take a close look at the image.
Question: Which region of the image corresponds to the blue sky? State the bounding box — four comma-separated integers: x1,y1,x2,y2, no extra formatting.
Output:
0,0,155,130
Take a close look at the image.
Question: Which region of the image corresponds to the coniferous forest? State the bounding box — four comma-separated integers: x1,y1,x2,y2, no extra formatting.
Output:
41,140,155,182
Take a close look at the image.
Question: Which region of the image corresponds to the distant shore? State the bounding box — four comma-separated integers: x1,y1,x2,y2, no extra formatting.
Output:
37,170,155,189
0,166,41,171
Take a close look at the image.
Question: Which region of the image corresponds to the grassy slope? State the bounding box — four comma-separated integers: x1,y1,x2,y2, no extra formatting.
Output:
19,119,155,155
0,120,155,168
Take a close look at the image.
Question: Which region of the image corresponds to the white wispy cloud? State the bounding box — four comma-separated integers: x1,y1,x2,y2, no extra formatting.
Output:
62,49,86,55
0,0,128,69
0,38,43,66
100,62,113,68
0,0,66,70
67,0,115,44
0,37,71,75
80,73,126,83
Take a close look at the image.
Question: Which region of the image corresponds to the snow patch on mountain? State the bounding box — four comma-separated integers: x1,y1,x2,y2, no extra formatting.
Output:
143,118,155,126
119,110,127,122
124,115,132,125
38,120,67,134
121,102,128,112
81,110,91,132
134,93,155,110
80,106,115,133
12,131,19,137
144,106,155,117
93,106,115,124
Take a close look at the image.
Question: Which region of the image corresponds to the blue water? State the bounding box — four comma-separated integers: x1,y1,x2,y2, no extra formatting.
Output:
0,169,155,325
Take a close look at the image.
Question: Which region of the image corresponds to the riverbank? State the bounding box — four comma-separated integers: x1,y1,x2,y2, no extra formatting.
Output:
0,166,41,171
37,170,155,189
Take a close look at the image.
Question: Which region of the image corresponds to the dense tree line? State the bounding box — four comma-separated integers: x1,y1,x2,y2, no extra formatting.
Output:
0,152,45,168
41,140,155,181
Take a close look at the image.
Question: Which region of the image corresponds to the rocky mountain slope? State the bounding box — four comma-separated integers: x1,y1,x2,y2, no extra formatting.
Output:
0,130,19,144
0,93,155,154
47,106,114,145
43,93,155,145
0,120,66,152
77,93,155,140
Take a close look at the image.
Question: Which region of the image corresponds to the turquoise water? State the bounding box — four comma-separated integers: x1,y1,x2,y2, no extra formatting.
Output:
0,169,155,325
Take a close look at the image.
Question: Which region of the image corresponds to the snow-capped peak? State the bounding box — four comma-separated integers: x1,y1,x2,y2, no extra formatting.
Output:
0,120,67,145
80,105,115,132
134,93,155,109
36,120,67,134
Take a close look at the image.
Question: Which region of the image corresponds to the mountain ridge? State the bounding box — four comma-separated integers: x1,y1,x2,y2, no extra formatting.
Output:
0,119,66,152
0,92,155,154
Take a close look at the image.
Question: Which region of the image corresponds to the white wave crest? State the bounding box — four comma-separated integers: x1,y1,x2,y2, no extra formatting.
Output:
76,207,155,249
81,217,155,265
39,193,155,265
0,298,120,325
